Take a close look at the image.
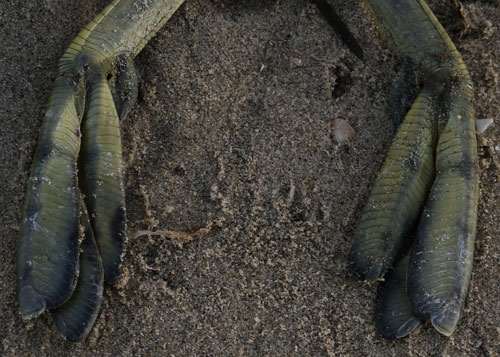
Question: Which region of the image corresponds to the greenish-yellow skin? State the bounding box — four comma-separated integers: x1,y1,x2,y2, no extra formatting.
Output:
350,0,479,337
51,199,104,342
17,0,186,327
375,247,420,340
18,0,479,342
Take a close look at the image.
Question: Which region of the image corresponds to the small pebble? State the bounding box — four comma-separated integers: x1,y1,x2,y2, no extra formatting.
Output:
476,118,494,133
331,119,355,143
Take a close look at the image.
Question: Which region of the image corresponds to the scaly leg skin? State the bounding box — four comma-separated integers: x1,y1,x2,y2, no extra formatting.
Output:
18,0,186,341
375,248,421,340
349,82,439,280
51,199,104,342
349,0,479,337
78,70,127,284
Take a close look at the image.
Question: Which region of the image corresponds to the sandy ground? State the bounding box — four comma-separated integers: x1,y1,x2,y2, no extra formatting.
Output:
1,0,499,355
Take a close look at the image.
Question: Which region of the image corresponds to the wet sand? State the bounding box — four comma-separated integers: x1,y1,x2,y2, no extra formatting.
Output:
1,0,499,355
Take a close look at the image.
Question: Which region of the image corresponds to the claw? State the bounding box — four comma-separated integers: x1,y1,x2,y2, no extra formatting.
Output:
18,0,186,340
79,70,127,283
353,0,479,338
18,0,479,342
313,0,364,60
349,82,439,280
51,199,104,342
375,251,421,339
389,56,418,127
109,53,138,121
17,71,84,318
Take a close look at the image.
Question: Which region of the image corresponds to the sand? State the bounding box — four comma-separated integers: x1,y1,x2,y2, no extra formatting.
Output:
1,0,499,355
